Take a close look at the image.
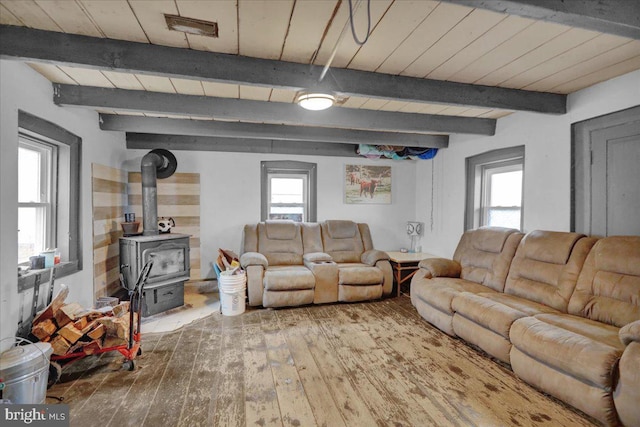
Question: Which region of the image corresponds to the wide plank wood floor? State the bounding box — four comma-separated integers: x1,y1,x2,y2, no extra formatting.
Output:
47,296,597,427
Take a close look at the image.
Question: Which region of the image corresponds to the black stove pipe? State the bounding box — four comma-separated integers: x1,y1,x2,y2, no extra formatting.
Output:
141,151,163,236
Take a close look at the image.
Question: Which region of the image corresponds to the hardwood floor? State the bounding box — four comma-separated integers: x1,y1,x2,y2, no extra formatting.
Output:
47,296,596,427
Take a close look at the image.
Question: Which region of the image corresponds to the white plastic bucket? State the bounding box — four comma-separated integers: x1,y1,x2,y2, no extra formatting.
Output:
219,272,246,316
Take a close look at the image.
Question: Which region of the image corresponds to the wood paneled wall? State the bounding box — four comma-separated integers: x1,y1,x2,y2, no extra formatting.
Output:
92,165,201,299
92,164,128,298
128,172,201,280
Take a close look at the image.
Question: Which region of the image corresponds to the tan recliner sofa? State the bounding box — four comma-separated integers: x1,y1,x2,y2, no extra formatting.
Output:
240,220,392,308
411,228,640,426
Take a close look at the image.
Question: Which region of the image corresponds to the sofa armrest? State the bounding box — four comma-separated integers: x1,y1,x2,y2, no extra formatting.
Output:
240,252,268,268
620,320,640,346
418,258,461,279
361,250,390,266
303,252,333,263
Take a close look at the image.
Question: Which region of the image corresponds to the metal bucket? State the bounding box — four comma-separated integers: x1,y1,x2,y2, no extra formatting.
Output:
0,338,53,404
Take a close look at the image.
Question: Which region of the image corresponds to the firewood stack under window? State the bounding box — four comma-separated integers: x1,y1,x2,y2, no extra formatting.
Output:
30,286,134,356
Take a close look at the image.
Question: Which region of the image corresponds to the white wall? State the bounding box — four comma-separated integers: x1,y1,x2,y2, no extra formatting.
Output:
3,58,636,343
416,69,640,258
0,61,128,346
123,151,418,278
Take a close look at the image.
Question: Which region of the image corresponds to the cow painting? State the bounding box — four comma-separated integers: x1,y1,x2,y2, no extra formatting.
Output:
360,179,378,198
345,164,391,204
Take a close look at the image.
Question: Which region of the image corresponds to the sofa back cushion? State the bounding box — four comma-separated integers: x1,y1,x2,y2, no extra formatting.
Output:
505,231,597,312
568,236,640,327
321,220,365,263
301,222,324,253
255,221,304,266
453,227,523,292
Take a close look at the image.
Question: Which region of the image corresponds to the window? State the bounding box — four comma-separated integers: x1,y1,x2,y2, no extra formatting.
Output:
465,146,524,231
18,137,57,263
261,161,316,222
18,111,82,288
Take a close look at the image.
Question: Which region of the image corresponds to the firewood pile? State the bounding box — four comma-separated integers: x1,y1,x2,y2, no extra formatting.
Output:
31,285,134,356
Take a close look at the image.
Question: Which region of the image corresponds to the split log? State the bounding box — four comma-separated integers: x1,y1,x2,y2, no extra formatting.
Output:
68,341,85,354
97,316,129,341
50,335,71,356
87,324,105,340
54,302,83,327
58,323,83,345
82,340,102,355
32,284,68,325
103,336,127,348
73,317,88,330
112,301,130,317
31,319,57,340
80,319,100,335
75,309,107,322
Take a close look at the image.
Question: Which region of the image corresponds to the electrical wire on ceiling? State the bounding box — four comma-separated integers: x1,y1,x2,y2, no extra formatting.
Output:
348,0,371,46
298,0,372,110
319,0,372,82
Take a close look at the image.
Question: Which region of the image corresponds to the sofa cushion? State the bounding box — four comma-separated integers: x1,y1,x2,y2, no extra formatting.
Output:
451,292,560,363
504,231,597,312
326,220,358,238
417,258,461,278
321,221,365,263
568,236,640,328
263,289,314,308
338,265,383,286
264,266,315,291
480,293,561,316
453,228,524,292
265,220,298,239
620,320,640,346
412,278,496,315
520,230,583,264
257,221,304,266
301,222,324,253
510,315,623,389
472,226,516,253
339,284,383,302
452,292,526,339
614,342,640,427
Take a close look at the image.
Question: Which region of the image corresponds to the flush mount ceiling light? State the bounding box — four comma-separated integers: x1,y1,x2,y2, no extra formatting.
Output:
165,14,218,37
295,92,336,111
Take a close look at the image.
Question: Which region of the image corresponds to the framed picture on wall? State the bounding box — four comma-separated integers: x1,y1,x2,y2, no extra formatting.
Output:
345,165,392,204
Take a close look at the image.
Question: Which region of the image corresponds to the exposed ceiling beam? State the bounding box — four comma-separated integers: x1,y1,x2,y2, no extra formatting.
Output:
0,25,566,114
56,84,496,136
126,133,362,157
442,0,640,39
100,115,449,148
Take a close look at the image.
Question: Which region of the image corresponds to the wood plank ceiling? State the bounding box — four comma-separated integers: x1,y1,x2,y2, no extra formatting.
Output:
1,0,639,151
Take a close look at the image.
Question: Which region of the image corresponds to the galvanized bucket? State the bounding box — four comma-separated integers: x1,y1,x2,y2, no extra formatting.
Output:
0,337,53,404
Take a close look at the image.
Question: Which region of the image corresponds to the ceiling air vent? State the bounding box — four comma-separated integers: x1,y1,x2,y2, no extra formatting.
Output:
164,14,218,38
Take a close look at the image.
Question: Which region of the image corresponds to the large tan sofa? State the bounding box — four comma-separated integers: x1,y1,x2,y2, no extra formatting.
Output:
411,227,640,426
240,220,392,308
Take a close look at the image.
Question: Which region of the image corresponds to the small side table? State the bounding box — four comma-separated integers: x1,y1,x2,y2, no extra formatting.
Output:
386,251,438,297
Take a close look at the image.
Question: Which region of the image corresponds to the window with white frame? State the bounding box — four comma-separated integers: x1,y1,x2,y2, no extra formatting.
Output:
465,146,524,231
18,136,58,264
17,111,82,287
261,161,316,222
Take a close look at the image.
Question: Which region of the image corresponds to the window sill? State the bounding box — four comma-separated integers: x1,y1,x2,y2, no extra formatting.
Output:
17,261,79,293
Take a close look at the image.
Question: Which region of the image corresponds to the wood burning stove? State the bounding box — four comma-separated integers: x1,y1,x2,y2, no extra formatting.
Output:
120,234,190,316
119,148,190,316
